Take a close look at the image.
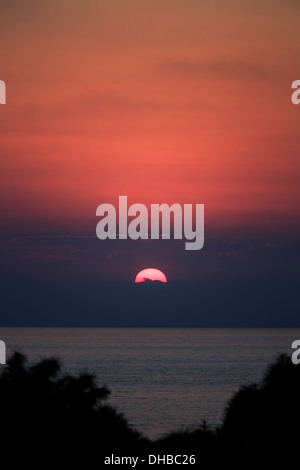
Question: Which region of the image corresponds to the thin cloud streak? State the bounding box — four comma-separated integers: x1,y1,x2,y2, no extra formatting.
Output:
161,59,269,80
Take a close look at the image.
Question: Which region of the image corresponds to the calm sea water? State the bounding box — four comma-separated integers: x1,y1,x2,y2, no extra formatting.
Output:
0,328,299,439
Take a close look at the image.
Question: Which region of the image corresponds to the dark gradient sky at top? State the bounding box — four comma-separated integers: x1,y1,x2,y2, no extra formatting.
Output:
0,1,299,326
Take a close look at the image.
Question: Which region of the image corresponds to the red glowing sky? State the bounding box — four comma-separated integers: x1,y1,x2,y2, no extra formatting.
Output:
0,1,300,238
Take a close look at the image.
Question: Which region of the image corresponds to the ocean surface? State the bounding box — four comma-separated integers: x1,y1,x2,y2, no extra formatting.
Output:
0,328,299,439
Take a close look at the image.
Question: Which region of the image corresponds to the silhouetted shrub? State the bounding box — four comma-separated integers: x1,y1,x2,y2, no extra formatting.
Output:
0,352,148,467
222,353,300,463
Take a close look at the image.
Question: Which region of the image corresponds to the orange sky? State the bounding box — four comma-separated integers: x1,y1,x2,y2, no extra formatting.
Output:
1,0,300,237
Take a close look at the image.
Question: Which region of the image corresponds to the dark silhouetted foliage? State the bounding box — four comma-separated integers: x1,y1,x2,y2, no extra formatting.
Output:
0,351,148,467
1,351,299,467
155,353,300,465
222,353,300,464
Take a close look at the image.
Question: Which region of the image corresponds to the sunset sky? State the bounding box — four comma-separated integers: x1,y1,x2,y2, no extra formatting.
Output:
0,1,299,326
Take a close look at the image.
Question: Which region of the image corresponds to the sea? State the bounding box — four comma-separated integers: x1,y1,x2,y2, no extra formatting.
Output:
0,328,299,439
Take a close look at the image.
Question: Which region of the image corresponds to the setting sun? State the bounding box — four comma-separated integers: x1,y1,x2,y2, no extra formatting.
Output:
135,268,167,283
